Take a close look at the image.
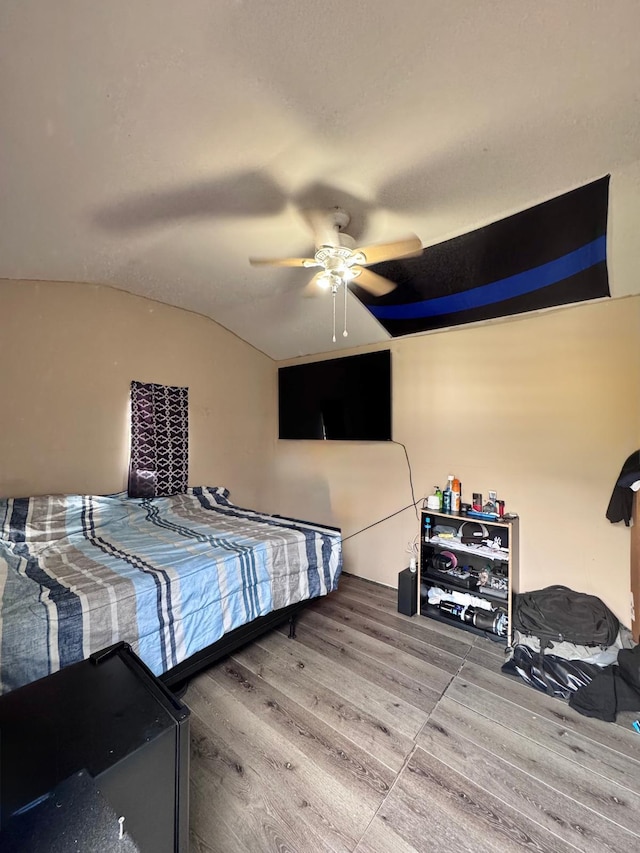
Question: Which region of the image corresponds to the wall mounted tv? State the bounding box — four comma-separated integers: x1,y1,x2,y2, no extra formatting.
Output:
278,349,392,440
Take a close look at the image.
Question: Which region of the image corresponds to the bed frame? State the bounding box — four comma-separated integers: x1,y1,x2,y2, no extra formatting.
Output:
159,599,307,693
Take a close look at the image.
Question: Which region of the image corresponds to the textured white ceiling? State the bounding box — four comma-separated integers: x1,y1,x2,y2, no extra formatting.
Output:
2,1,640,359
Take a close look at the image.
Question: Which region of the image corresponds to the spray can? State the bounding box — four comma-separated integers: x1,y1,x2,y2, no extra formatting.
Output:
451,476,461,513
443,476,453,512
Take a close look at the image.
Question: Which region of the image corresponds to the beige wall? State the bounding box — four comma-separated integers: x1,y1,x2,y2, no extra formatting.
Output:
0,280,276,509
273,297,640,625
3,279,639,625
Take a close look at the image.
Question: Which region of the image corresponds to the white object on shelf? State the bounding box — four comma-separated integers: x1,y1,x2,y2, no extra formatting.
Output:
427,586,493,611
429,535,508,560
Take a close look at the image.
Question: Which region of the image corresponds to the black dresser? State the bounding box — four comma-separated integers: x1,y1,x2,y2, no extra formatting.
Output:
0,642,190,852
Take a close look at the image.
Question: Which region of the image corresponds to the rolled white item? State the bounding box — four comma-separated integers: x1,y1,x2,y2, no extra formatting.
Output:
427,586,446,605
427,587,493,611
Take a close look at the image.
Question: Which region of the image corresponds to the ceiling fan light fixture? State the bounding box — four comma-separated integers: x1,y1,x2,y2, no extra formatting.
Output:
316,273,333,290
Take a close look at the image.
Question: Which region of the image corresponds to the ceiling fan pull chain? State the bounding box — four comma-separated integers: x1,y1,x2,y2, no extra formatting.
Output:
343,277,348,338
332,285,337,343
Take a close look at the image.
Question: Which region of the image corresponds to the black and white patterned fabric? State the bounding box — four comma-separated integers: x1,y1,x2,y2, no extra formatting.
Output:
128,380,189,498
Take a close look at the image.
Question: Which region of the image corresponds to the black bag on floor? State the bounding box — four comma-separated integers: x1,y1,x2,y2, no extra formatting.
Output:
512,585,619,648
502,644,601,700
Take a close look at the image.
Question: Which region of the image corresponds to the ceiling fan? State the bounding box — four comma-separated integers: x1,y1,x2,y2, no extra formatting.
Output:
249,207,423,298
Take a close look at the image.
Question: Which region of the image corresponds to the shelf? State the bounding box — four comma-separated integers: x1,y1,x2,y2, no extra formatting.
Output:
421,569,479,591
427,535,509,561
422,575,509,605
419,507,518,647
424,509,514,527
419,604,507,643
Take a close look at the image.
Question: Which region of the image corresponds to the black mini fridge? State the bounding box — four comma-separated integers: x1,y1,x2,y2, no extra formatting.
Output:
0,642,190,852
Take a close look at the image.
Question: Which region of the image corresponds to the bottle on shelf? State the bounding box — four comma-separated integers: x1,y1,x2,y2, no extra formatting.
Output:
451,476,461,513
443,476,453,512
424,516,432,543
434,485,443,510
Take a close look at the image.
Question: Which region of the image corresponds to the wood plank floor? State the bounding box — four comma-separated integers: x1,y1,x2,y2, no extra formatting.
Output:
185,573,640,853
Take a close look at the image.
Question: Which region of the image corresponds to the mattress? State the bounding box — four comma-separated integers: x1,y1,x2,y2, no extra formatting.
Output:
0,486,342,694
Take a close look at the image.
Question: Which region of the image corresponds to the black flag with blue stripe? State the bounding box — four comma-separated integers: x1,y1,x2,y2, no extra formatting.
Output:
354,177,610,336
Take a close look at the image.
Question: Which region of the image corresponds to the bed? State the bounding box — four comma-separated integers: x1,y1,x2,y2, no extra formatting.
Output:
0,486,342,695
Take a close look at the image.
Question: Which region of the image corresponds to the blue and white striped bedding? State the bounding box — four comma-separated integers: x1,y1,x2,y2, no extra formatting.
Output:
0,486,342,694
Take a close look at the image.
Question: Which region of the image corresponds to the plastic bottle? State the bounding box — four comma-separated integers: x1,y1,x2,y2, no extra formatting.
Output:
434,485,443,510
443,476,453,512
451,476,461,513
424,516,432,543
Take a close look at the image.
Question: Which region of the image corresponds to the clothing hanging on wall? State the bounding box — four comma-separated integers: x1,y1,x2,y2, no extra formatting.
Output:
606,449,640,526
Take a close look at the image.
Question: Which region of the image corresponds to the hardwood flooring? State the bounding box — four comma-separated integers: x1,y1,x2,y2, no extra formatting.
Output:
185,573,640,853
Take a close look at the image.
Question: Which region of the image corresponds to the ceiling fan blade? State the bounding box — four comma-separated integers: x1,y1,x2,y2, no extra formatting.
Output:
350,266,397,297
249,256,318,268
355,234,423,266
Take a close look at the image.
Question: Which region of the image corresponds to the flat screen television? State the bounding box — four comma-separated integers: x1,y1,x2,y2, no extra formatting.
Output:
278,349,392,440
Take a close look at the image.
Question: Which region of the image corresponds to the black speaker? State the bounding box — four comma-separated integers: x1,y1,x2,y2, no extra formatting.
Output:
398,567,417,616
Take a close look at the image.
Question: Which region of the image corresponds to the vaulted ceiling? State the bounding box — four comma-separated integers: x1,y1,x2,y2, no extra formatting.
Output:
2,1,640,359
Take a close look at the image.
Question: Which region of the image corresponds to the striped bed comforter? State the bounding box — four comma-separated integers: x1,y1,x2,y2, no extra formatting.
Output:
0,486,342,694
